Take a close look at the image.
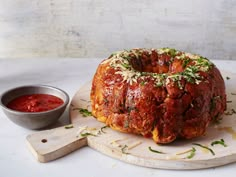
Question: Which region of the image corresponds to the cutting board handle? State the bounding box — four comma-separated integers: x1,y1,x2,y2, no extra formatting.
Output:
26,125,87,163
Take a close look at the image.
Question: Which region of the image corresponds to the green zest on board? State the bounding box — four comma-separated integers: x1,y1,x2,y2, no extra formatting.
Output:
186,147,196,159
100,125,108,133
225,109,236,115
64,124,74,129
121,145,129,154
176,147,196,159
80,132,96,137
226,76,230,80
148,146,166,154
73,108,92,117
211,139,227,147
193,143,215,156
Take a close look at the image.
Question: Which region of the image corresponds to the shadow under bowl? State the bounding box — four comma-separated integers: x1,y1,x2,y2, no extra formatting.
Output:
0,85,69,130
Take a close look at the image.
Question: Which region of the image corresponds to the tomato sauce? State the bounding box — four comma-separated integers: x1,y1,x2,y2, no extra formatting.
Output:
7,94,64,112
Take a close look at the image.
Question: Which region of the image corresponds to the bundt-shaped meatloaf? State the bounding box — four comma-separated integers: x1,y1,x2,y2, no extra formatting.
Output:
90,48,226,144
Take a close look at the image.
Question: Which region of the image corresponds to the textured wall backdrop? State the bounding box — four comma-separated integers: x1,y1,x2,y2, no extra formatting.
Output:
0,0,235,59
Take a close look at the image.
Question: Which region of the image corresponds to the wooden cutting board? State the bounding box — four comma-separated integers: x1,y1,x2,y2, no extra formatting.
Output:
26,71,236,170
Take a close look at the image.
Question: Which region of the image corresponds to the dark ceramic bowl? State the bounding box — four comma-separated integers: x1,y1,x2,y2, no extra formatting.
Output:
0,85,69,129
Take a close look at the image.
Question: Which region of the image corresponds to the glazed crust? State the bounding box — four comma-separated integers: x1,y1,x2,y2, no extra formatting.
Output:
90,48,226,144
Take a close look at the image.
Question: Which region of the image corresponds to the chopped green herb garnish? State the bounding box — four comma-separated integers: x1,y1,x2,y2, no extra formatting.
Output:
65,124,74,129
123,55,131,60
225,109,236,115
109,53,116,58
226,76,230,80
211,139,227,147
121,63,130,69
80,132,96,137
101,125,108,133
168,48,177,57
193,143,215,156
176,147,196,159
182,58,190,68
140,81,146,86
73,108,92,117
186,147,196,159
148,146,165,154
121,145,129,154
155,82,163,87
232,109,236,114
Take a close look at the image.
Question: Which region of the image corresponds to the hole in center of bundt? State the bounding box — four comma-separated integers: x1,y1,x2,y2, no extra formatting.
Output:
129,53,170,74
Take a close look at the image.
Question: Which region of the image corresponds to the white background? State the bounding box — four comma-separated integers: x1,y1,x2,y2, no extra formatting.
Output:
0,0,236,59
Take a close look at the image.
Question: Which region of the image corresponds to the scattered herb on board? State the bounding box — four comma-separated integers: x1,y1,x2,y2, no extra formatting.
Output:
73,108,92,117
80,132,96,137
211,139,227,147
226,76,230,80
101,125,108,133
225,109,236,115
176,147,196,159
227,100,233,103
186,147,196,159
193,143,215,156
231,93,236,95
148,146,166,154
121,145,129,154
65,124,74,129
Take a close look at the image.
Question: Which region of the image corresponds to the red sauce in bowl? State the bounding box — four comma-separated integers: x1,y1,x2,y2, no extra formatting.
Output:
7,94,64,112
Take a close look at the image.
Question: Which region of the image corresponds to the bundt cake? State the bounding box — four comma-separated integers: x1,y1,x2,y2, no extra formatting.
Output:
90,48,226,144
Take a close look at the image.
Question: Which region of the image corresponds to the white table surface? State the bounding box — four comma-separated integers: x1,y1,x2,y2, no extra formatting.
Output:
0,58,236,177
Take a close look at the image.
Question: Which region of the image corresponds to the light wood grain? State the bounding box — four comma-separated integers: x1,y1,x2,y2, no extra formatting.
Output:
26,71,236,169
26,125,87,162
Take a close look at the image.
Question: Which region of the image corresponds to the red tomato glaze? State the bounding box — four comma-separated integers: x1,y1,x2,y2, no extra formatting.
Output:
7,94,64,112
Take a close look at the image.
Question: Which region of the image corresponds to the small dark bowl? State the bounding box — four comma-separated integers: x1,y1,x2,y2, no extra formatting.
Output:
0,85,69,129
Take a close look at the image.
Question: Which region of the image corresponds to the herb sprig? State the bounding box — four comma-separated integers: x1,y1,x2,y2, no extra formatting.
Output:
65,124,74,129
224,109,236,115
100,125,108,133
186,147,196,159
121,145,129,154
176,147,196,159
73,108,92,117
193,143,215,156
211,139,227,147
148,146,166,154
80,132,96,137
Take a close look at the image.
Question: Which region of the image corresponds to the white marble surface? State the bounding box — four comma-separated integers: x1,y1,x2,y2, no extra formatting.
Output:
0,0,236,59
0,58,236,177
